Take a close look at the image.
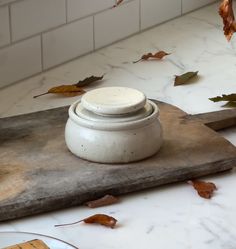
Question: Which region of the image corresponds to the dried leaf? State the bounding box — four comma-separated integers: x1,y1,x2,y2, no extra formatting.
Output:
222,101,236,108
209,93,236,102
133,51,170,63
75,75,104,87
219,0,236,41
113,0,124,8
188,180,217,199
55,214,117,229
33,74,104,98
82,214,117,228
33,85,85,98
86,195,119,208
174,71,199,86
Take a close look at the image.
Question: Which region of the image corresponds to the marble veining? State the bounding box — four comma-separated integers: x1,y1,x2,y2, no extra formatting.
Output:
1,2,236,249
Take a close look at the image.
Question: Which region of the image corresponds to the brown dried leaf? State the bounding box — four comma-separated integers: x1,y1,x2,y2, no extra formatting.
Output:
86,195,119,208
174,71,199,86
219,0,236,41
133,51,170,63
75,75,104,87
113,0,124,8
55,214,117,229
188,180,217,199
209,93,236,102
83,214,117,228
33,85,85,98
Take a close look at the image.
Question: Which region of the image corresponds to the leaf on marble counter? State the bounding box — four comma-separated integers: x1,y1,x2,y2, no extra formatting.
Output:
85,195,119,208
188,180,217,199
133,51,170,63
174,71,199,86
33,75,104,98
33,85,85,98
75,75,104,87
113,0,124,8
55,214,117,229
82,214,117,228
219,0,236,41
209,93,236,102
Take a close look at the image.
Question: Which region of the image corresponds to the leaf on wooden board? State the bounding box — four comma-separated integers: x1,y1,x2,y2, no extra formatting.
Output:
133,51,170,63
113,0,124,8
188,180,217,199
219,0,236,41
209,93,236,102
33,85,85,98
222,101,236,108
86,195,119,208
174,71,199,86
55,214,117,229
75,75,104,87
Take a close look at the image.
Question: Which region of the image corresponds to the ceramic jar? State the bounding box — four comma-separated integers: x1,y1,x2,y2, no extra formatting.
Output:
65,87,163,163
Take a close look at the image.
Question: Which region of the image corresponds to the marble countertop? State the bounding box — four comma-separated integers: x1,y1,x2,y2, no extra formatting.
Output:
1,2,236,249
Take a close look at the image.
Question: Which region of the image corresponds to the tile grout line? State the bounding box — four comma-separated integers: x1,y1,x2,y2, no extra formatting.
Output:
8,4,13,43
65,0,68,23
0,0,23,8
93,15,95,51
40,34,44,71
139,0,141,31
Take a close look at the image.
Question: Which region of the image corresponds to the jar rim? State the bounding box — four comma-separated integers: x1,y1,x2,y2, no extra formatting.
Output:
68,100,160,131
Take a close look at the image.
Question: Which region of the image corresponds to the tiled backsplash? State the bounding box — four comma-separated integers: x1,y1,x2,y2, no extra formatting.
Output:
0,0,217,88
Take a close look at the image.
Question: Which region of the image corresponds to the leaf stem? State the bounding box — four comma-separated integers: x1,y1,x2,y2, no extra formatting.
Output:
133,59,141,64
33,92,49,98
54,220,83,227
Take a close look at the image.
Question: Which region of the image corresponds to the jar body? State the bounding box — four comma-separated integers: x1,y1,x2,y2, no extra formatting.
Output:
65,116,162,164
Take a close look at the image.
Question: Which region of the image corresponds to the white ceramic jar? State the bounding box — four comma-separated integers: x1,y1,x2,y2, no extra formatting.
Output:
65,87,163,164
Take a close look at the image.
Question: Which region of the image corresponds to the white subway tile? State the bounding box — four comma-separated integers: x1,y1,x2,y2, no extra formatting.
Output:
182,0,216,14
67,0,113,22
94,0,139,49
0,36,41,88
141,0,181,30
11,0,66,41
42,17,93,69
0,6,10,47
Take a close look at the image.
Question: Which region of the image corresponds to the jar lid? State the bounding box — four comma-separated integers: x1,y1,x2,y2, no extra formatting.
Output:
75,101,153,123
81,87,146,116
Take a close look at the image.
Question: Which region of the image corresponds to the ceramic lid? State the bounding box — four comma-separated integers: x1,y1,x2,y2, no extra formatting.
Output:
75,101,153,123
81,87,146,115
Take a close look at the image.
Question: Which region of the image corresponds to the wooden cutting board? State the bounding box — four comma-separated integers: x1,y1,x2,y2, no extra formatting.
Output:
1,100,236,222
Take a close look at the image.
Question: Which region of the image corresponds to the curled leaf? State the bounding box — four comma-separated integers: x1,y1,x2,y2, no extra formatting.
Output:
113,0,124,8
86,195,119,208
75,75,104,87
188,180,217,199
82,214,117,228
133,51,170,63
55,214,117,229
174,71,199,86
33,85,85,98
209,93,236,102
219,0,236,41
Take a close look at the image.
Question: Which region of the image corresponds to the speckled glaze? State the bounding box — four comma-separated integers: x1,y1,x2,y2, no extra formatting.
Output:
65,88,163,163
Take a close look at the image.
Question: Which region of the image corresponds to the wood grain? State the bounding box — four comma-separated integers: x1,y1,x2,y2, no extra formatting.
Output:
186,108,236,131
1,101,236,221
